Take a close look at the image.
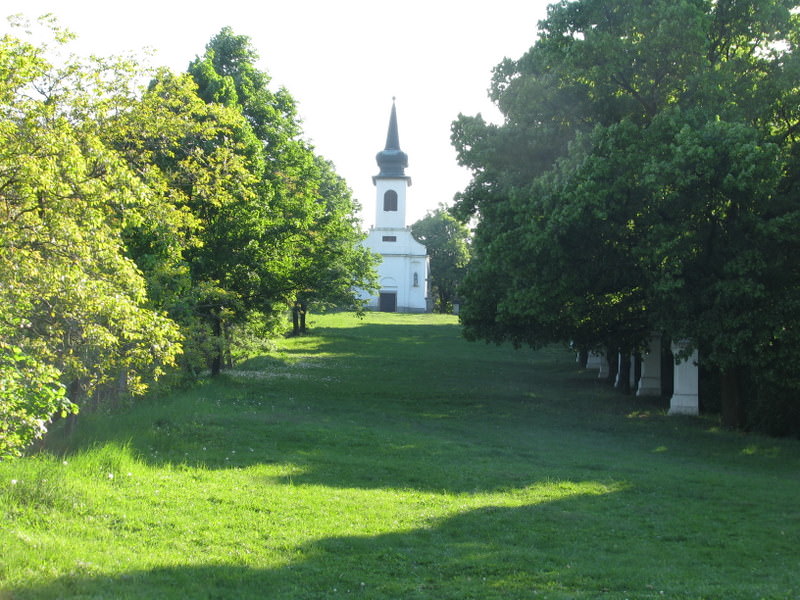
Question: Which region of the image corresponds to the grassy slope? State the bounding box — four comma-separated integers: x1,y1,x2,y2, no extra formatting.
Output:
1,312,799,599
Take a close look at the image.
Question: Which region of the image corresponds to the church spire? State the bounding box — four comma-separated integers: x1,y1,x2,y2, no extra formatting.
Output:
375,98,409,181
384,97,401,150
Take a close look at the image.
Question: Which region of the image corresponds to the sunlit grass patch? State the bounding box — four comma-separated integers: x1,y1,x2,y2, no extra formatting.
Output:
2,457,85,519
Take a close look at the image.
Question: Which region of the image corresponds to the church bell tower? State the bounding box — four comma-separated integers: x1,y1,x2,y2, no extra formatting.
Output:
373,98,411,230
359,99,429,313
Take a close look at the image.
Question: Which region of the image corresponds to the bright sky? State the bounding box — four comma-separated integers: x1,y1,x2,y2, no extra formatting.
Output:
2,0,551,227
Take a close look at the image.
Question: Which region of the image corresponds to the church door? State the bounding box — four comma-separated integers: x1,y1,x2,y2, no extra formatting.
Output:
379,292,397,312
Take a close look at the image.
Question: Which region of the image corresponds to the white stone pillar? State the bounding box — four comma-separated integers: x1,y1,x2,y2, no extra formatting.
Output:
637,335,662,397
669,340,699,415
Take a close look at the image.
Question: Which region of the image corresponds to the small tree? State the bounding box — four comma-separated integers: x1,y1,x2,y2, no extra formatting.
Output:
411,207,471,313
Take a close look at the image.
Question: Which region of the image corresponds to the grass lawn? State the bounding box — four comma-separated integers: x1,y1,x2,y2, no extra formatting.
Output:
1,312,799,599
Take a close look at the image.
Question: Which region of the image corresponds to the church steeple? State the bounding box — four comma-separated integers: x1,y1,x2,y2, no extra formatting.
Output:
374,98,410,182
359,98,429,314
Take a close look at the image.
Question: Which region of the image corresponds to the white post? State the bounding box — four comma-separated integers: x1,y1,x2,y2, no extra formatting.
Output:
669,340,699,415
637,335,662,397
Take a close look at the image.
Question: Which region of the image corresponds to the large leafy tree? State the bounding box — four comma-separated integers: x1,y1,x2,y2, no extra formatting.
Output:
109,27,377,373
0,18,182,454
105,68,264,375
288,156,379,335
186,28,376,350
411,208,471,313
453,0,800,429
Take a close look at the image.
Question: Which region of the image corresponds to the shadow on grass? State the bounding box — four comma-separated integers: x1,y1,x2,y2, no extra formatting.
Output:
9,490,636,600
43,319,696,497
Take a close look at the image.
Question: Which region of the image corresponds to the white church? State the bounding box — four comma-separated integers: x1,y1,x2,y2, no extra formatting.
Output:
360,101,429,313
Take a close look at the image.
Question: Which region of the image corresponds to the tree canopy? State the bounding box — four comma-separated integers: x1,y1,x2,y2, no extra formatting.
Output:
452,0,800,433
411,207,471,313
0,19,377,456
0,17,182,455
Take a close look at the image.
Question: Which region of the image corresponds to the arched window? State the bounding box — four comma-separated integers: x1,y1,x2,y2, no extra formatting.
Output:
383,190,398,211
413,272,419,287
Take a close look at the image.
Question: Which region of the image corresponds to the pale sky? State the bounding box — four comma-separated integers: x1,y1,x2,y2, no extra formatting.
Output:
2,0,551,227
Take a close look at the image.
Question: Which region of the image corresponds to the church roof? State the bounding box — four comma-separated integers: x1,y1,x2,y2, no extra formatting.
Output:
374,99,410,180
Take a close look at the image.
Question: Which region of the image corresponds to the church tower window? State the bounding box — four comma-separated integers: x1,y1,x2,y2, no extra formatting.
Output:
384,190,398,211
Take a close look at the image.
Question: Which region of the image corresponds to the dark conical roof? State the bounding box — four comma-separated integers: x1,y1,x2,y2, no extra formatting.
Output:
384,100,401,150
375,99,409,180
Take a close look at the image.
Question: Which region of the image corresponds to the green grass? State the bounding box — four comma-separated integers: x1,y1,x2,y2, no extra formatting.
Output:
1,312,799,599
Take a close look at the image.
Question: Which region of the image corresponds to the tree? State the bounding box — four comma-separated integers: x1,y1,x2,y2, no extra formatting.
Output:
453,0,800,429
187,28,377,347
105,68,263,376
288,156,379,335
0,17,182,453
410,207,471,313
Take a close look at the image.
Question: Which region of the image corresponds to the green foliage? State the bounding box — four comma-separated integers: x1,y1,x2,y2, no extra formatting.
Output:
0,344,75,459
0,17,182,456
185,28,377,344
291,156,380,313
453,0,800,431
113,27,376,371
0,18,375,456
411,207,471,313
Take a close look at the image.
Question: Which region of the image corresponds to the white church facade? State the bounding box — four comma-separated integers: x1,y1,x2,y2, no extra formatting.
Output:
360,101,429,313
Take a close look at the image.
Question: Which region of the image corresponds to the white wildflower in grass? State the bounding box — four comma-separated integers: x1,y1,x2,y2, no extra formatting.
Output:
62,461,68,466
10,479,17,485
107,473,114,479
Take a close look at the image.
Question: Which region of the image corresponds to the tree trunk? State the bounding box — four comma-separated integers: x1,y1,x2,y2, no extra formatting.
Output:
210,311,222,377
299,301,307,334
222,321,233,369
436,289,444,313
578,349,589,369
64,380,83,437
292,303,300,336
720,368,746,430
616,352,632,394
606,352,619,386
